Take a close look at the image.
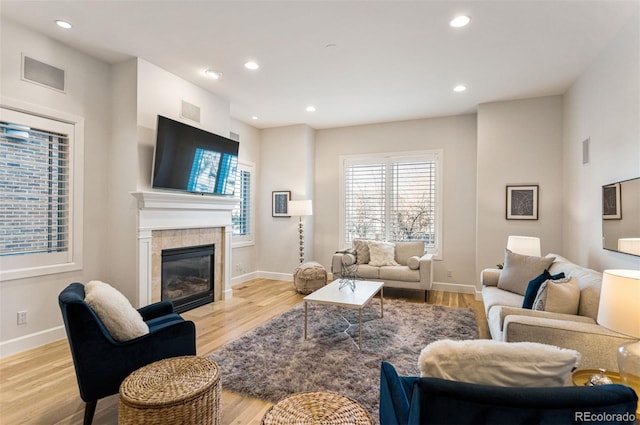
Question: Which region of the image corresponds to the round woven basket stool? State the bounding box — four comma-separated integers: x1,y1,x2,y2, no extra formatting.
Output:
293,261,328,294
119,356,221,425
261,391,373,425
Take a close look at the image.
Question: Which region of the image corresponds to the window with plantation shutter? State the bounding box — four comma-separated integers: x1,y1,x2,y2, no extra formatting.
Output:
0,107,83,281
340,151,442,255
232,161,255,247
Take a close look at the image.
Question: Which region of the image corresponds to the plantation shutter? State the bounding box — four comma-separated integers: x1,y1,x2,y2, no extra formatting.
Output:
232,168,251,236
0,120,70,256
343,161,386,243
342,151,441,253
390,160,437,247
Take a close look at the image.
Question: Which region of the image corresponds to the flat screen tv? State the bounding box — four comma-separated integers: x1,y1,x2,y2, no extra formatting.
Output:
152,115,239,196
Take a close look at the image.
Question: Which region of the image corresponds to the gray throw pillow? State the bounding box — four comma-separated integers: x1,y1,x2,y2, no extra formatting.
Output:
352,239,371,264
497,249,555,296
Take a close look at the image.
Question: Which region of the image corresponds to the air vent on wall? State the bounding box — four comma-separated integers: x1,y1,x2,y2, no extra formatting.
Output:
181,100,201,123
22,55,65,92
229,132,240,142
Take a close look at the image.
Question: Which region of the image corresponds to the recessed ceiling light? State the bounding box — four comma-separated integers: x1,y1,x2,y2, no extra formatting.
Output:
306,106,316,112
251,116,258,120
244,61,260,70
453,84,467,92
450,15,471,28
204,69,223,79
55,20,73,29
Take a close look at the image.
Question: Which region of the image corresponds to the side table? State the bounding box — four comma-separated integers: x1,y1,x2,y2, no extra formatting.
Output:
261,391,373,424
119,356,221,425
573,369,639,416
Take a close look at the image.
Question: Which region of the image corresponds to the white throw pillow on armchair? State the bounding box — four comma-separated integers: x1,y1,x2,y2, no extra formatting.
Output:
418,339,581,387
84,280,149,342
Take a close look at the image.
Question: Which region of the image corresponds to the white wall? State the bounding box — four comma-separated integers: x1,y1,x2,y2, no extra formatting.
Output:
0,17,112,356
106,58,234,304
563,9,640,271
230,118,261,279
476,96,564,289
314,115,478,290
257,125,315,278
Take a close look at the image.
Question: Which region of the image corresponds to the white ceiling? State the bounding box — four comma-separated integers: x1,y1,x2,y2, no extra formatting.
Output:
1,1,638,129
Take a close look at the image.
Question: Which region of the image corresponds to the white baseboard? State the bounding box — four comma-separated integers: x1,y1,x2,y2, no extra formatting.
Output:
431,281,477,294
257,271,294,282
0,325,66,359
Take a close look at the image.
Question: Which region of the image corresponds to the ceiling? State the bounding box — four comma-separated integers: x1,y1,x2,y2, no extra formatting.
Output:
1,1,638,129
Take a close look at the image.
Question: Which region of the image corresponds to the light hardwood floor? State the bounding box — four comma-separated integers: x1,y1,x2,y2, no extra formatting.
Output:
0,278,488,425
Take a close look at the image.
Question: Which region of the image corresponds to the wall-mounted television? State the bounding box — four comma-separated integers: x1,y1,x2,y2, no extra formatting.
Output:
152,115,239,196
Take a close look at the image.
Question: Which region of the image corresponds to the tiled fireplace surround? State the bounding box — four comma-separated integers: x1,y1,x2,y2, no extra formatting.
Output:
132,191,238,307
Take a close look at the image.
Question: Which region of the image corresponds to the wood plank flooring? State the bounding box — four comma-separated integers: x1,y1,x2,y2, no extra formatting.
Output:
0,279,488,425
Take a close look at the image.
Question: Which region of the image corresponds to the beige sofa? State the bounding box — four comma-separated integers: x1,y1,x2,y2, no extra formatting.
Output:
331,240,433,300
481,253,635,371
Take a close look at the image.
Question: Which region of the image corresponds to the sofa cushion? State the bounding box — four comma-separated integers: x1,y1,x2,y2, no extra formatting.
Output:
353,239,371,264
522,270,566,309
418,339,581,387
84,280,149,342
368,241,399,266
394,241,425,266
497,250,555,296
533,277,580,315
379,265,420,282
481,285,525,316
356,264,380,279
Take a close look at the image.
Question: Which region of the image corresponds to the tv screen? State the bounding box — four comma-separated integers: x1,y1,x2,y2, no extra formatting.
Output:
152,115,239,196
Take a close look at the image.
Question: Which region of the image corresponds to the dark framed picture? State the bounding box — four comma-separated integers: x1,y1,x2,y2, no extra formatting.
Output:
603,183,621,220
506,185,539,220
272,191,291,217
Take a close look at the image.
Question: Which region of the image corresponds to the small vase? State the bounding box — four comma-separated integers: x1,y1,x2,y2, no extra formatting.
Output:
618,340,640,399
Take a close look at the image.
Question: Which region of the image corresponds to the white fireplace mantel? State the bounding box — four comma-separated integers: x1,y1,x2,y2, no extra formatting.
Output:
131,191,239,306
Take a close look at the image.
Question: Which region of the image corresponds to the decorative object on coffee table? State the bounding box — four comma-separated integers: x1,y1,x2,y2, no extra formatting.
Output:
293,261,327,294
119,356,221,425
339,252,358,291
261,391,373,425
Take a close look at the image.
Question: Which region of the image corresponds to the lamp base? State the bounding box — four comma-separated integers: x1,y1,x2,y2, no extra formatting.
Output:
618,340,640,400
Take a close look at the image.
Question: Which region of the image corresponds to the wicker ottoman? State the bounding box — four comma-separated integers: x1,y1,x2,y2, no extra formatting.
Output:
119,356,221,425
293,261,328,294
262,391,373,424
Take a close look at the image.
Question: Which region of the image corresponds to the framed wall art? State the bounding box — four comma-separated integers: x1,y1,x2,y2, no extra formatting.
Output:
602,182,621,220
506,185,539,220
272,190,291,217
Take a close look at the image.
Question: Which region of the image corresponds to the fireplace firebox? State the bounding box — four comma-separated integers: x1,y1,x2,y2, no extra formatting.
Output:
161,244,214,313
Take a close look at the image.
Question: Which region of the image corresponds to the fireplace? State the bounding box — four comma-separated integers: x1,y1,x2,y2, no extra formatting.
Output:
161,244,214,313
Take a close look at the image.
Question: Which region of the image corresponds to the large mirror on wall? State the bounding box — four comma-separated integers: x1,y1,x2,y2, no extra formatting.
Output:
602,177,640,256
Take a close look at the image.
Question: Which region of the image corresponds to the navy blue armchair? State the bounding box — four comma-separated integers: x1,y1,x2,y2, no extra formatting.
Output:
58,282,196,425
380,362,638,425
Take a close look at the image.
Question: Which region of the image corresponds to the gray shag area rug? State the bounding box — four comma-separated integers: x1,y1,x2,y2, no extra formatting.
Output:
208,298,478,423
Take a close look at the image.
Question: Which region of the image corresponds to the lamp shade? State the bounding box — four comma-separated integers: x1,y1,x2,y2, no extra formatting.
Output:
507,236,541,257
288,200,312,217
597,269,640,338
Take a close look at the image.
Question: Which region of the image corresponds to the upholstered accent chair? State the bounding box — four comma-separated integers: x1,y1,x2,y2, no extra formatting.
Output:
58,282,196,425
380,362,638,425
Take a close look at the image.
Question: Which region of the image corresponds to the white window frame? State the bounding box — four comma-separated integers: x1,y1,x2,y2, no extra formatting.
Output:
231,160,255,248
339,149,443,258
0,100,84,281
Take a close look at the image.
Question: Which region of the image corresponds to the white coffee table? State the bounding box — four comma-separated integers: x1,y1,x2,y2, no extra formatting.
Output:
303,279,384,351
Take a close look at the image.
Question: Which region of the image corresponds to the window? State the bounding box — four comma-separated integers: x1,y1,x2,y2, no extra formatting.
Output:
340,150,442,255
0,107,83,281
232,161,255,247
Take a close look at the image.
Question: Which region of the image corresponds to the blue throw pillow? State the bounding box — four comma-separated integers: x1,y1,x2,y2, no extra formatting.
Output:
522,270,565,309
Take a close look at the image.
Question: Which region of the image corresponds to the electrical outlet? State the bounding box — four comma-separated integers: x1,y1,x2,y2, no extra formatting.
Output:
447,269,453,278
17,311,27,325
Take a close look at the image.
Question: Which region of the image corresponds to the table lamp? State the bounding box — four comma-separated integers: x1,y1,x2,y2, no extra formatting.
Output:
288,200,313,264
597,269,640,399
507,235,541,257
